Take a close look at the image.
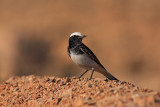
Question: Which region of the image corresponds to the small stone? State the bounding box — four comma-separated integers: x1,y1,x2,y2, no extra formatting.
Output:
51,78,56,83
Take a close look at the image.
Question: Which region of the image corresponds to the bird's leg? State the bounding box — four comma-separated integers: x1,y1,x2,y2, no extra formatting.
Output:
89,68,95,80
79,70,88,79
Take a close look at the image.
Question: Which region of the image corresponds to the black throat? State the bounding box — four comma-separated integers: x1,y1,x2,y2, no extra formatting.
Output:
69,36,82,49
68,36,84,55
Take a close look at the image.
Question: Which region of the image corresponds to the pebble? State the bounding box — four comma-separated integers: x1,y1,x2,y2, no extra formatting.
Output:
0,75,160,107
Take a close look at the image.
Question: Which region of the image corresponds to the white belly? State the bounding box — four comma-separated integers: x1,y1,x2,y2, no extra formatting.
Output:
69,51,113,79
70,52,99,70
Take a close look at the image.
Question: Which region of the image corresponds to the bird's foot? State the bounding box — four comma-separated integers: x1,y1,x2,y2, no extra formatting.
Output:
89,77,92,80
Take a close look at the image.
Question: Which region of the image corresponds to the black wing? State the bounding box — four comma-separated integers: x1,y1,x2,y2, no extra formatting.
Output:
67,46,71,58
79,44,105,69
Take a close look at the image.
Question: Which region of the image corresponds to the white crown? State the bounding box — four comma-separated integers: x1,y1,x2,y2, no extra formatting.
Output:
70,32,83,37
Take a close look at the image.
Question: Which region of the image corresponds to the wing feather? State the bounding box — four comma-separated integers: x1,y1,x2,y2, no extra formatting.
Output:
79,44,105,69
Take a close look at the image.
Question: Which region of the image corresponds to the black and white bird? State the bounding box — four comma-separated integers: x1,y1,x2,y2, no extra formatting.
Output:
67,32,119,81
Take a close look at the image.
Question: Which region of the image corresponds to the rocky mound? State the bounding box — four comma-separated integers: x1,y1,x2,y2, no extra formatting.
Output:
0,75,160,107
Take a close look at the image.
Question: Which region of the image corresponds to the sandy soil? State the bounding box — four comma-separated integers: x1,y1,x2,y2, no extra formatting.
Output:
1,0,160,91
0,75,160,107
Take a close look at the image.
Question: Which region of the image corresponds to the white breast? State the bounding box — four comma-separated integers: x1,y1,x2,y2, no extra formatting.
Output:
70,51,99,70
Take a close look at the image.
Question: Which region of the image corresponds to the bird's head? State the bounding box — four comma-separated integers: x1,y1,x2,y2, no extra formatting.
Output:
69,32,87,42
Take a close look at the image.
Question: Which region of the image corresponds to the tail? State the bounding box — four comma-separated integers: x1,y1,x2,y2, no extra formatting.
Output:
101,68,119,81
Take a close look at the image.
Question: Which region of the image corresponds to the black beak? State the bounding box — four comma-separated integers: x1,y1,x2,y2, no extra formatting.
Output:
81,35,87,38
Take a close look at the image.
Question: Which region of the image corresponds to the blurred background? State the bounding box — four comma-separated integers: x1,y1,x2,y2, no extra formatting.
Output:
0,0,160,90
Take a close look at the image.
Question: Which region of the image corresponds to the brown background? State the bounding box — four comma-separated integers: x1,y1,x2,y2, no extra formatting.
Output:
0,0,160,90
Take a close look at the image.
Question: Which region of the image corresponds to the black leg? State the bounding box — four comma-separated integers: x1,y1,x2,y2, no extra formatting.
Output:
89,68,95,80
79,70,88,79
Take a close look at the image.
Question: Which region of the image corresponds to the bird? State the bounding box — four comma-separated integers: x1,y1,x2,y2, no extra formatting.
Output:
67,32,119,81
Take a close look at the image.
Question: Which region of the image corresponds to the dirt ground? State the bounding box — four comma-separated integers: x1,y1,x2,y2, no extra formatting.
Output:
0,75,160,107
1,0,160,91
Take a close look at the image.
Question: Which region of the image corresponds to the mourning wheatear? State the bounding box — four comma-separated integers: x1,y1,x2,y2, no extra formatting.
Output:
67,32,119,81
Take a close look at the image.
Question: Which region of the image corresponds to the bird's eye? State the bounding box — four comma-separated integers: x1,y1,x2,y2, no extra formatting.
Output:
72,35,79,39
